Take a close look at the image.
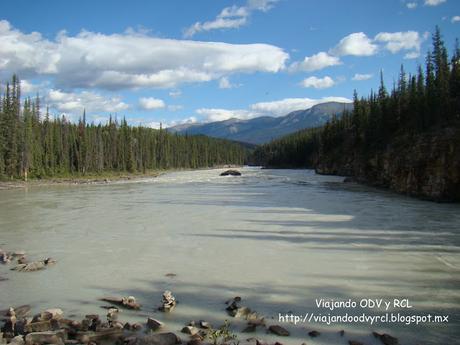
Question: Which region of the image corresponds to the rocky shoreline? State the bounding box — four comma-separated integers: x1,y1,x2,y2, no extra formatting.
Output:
0,297,400,345
315,127,460,202
0,174,162,190
0,248,403,345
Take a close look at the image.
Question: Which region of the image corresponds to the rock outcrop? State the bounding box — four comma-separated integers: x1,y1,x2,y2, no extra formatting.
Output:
315,127,460,202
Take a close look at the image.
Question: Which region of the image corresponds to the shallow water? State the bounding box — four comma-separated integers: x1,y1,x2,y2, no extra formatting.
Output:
0,167,459,345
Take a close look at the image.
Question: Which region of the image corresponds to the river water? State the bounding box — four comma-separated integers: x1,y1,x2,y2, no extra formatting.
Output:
0,167,459,345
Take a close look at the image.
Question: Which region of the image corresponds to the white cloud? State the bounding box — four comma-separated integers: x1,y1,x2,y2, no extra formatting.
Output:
184,0,277,37
289,52,341,72
139,97,166,110
352,73,373,81
300,76,335,89
196,108,253,122
169,116,198,127
406,2,418,9
452,16,460,23
331,32,378,56
0,20,288,90
20,80,49,94
249,96,351,117
218,76,240,89
374,31,422,59
168,90,182,98
194,96,352,122
46,89,129,114
424,0,446,6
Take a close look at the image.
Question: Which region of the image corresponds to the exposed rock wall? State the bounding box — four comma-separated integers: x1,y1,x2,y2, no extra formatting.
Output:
315,127,460,202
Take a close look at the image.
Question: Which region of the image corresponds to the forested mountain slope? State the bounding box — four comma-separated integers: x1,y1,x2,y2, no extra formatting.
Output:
252,28,460,202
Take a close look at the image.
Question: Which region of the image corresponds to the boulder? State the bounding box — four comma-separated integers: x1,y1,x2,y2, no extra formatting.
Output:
231,307,252,318
41,309,64,321
198,321,212,329
242,324,256,333
16,256,27,265
0,252,12,264
268,325,289,336
187,339,201,345
75,328,123,343
12,258,55,272
181,326,199,336
159,291,176,312
100,296,141,310
308,330,320,337
25,330,66,345
24,320,54,333
220,170,241,176
107,308,119,325
147,318,163,332
9,335,24,345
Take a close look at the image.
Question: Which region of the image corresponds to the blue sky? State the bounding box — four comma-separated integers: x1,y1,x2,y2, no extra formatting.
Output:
1,0,459,127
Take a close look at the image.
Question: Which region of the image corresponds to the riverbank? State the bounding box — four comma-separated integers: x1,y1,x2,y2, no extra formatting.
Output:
0,165,242,190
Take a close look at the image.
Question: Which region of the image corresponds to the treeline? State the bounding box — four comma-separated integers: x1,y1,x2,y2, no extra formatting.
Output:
0,77,246,180
253,27,460,170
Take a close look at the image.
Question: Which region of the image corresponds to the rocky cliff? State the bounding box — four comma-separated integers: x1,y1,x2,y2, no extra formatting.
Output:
315,127,460,202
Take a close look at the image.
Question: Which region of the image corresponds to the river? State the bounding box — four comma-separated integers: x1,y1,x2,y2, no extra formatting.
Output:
0,167,459,345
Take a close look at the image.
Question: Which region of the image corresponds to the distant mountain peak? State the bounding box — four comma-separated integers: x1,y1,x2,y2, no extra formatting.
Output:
169,101,353,145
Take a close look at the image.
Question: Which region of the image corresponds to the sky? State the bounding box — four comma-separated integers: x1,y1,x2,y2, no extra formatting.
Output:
1,0,459,128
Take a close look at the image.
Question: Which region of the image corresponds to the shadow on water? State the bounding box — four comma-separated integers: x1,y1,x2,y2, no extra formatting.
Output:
85,274,459,345
1,168,459,345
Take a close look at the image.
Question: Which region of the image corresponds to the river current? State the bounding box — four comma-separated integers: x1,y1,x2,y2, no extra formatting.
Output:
0,167,459,344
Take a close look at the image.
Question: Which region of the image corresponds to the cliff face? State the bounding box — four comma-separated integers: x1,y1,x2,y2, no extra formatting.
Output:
315,127,460,202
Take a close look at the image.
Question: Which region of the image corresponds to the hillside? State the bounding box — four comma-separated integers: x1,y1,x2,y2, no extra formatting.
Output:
251,29,460,202
169,102,353,144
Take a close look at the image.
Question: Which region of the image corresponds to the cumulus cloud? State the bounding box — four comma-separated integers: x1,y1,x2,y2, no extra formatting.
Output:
300,76,335,89
20,80,50,94
352,73,373,81
374,31,423,59
249,96,351,117
331,32,378,56
424,0,446,6
196,108,252,122
194,96,352,122
289,52,341,72
0,20,288,90
184,0,277,37
46,89,129,114
218,76,240,89
452,16,460,23
406,2,418,9
139,97,166,110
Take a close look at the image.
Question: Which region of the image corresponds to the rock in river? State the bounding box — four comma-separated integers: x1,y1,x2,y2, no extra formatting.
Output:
12,258,56,272
268,325,289,336
131,332,182,345
159,291,176,312
147,318,163,331
101,296,141,310
220,170,241,176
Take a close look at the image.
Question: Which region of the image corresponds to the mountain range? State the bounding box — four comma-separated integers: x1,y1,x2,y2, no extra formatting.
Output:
169,102,353,145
